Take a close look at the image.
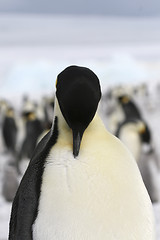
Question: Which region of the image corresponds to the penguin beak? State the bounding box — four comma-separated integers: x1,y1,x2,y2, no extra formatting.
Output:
72,130,83,158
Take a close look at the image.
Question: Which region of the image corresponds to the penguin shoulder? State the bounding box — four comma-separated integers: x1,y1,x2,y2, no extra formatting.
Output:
82,114,136,164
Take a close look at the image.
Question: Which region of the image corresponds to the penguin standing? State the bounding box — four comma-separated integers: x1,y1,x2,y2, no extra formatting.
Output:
0,99,8,152
42,96,55,129
117,94,142,120
18,110,43,160
9,66,155,240
2,162,19,202
115,119,152,161
2,107,17,154
117,94,152,149
115,119,145,162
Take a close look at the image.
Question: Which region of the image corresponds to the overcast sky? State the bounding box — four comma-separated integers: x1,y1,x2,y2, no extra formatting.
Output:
0,0,160,16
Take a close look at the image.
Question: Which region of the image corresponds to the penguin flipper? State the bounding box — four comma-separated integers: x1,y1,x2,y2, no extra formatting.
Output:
8,131,51,239
9,120,58,240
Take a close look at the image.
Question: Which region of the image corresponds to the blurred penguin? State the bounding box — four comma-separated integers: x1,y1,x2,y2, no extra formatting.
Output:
0,100,9,151
36,97,55,145
17,96,36,149
100,90,124,133
117,94,142,120
19,110,43,161
2,106,18,154
116,93,153,150
42,96,55,129
116,119,150,162
0,99,9,124
2,161,19,202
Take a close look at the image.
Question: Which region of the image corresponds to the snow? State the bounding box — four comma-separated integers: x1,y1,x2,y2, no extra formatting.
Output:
0,14,160,239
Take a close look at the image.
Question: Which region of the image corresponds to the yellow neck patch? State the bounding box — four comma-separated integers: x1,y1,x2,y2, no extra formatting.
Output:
6,109,14,118
122,96,129,104
28,113,36,121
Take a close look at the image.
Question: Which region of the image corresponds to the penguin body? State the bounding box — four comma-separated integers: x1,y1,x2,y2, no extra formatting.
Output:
116,119,152,160
33,105,154,240
9,66,155,240
118,95,142,120
2,107,17,153
2,163,19,202
19,111,43,160
117,95,152,148
115,119,146,162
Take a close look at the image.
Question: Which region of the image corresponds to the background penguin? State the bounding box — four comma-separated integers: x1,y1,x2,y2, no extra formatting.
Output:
100,90,124,133
2,161,19,202
42,95,55,130
9,66,155,240
0,99,8,126
17,100,45,174
18,110,43,161
117,94,142,120
2,106,18,154
116,119,152,160
115,119,145,162
0,99,8,152
17,96,37,149
116,93,153,154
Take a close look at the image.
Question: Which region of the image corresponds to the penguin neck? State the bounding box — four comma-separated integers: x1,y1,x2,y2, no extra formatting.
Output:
51,97,72,145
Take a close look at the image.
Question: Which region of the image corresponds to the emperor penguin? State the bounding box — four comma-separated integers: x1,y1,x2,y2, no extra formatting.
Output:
117,94,152,148
9,66,155,240
2,106,18,154
117,94,142,120
2,162,19,202
115,119,151,162
18,110,43,160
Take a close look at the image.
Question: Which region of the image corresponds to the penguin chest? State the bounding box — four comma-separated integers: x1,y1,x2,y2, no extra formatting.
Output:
32,147,154,240
32,148,111,239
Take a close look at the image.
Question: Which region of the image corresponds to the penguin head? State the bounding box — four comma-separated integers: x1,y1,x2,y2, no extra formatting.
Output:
28,112,36,121
22,111,36,121
6,107,14,118
56,65,101,158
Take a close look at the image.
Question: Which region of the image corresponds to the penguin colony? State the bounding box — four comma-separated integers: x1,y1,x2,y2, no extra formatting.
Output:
9,66,155,239
116,94,151,149
0,95,54,202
